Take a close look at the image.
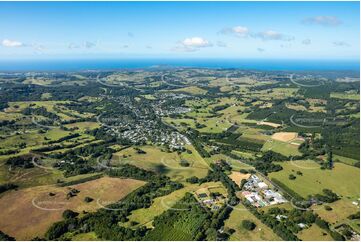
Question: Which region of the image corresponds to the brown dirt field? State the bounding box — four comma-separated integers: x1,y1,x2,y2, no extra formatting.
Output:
271,132,298,142
0,177,145,240
258,121,282,128
228,171,251,187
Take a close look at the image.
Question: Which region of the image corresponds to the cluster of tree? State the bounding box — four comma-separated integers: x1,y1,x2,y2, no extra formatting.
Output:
212,104,230,112
57,174,103,187
63,101,99,115
253,161,283,175
84,196,94,203
242,220,256,231
261,151,288,162
22,106,60,122
51,141,114,159
195,122,207,129
32,141,81,153
6,156,33,169
184,129,210,158
0,231,15,241
179,159,190,167
0,183,18,194
315,217,345,241
54,156,96,177
107,164,161,181
210,132,264,153
0,101,9,111
46,133,80,144
0,120,15,127
336,224,357,240
86,128,118,143
243,200,299,240
185,176,199,184
313,189,339,203
47,141,115,177
0,149,19,156
289,174,297,180
322,119,359,160
134,147,146,154
205,204,234,240
247,101,296,125
145,193,211,240
347,212,360,220
62,209,79,220
268,207,317,234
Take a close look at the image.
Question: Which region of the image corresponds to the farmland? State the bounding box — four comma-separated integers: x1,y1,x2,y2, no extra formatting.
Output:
0,68,359,241
125,182,225,228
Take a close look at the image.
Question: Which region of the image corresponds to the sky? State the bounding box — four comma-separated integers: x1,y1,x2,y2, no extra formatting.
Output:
0,1,359,60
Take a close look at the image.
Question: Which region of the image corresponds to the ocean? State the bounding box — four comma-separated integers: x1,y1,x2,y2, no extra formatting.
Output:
0,59,359,72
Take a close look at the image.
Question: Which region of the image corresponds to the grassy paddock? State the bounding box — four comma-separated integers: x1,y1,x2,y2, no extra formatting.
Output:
225,203,280,241
111,145,209,180
268,160,360,198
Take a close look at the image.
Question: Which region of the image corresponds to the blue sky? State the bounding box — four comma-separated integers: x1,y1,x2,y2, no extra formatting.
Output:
0,1,359,60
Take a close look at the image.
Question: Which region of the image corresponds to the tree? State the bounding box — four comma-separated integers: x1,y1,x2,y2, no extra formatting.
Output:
84,197,94,203
186,176,199,184
62,209,79,220
180,159,190,167
240,179,247,189
324,205,333,211
242,220,256,231
327,150,333,169
0,231,15,241
289,174,296,180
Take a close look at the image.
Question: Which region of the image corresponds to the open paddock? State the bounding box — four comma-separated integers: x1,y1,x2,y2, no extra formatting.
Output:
0,177,145,240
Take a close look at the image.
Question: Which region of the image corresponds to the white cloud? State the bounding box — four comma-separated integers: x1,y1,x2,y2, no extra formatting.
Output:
173,37,213,52
302,16,342,26
182,37,212,48
220,26,249,37
333,41,350,47
216,41,227,47
2,39,24,47
252,30,294,41
220,26,293,42
302,39,311,45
